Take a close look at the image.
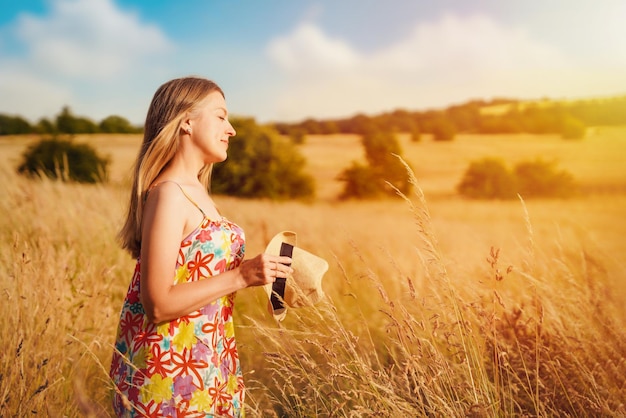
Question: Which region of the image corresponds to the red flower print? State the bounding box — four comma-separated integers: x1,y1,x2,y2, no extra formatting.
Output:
133,330,163,351
171,348,208,390
133,400,161,418
221,305,233,322
196,229,213,243
119,311,143,343
208,377,233,415
201,317,220,348
221,337,239,374
172,310,202,329
177,247,188,266
214,258,227,274
146,344,172,377
128,372,144,403
188,251,214,281
174,399,206,418
217,402,234,417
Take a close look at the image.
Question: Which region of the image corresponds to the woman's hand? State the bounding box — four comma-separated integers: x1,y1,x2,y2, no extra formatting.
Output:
239,253,293,287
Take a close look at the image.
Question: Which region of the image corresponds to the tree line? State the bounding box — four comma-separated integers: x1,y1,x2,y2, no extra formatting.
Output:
2,95,625,138
273,95,626,141
0,106,142,135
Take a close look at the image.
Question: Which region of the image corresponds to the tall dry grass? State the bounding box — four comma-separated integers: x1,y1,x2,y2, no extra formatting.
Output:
234,168,626,417
1,132,626,416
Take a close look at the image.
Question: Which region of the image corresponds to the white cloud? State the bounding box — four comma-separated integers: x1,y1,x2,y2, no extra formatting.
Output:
371,14,565,74
265,14,625,121
15,0,172,79
0,0,174,122
267,23,359,74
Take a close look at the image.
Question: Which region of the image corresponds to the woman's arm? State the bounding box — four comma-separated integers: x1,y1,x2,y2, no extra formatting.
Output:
139,182,291,324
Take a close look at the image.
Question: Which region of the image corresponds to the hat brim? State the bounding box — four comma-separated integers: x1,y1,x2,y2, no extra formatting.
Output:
264,231,328,321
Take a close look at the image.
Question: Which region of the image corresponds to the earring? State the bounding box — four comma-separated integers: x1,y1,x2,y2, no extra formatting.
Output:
185,128,191,135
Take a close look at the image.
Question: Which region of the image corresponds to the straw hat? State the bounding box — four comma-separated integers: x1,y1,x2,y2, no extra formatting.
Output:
264,231,329,321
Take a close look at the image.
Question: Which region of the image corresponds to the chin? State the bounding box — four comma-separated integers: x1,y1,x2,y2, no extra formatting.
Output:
207,150,228,164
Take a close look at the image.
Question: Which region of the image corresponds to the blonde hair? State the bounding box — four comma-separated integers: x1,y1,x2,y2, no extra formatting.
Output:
119,76,225,258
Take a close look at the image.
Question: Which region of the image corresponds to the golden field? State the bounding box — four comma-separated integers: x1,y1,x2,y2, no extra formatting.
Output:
1,128,625,417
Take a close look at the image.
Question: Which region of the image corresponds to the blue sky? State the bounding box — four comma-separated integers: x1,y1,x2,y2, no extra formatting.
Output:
1,0,625,124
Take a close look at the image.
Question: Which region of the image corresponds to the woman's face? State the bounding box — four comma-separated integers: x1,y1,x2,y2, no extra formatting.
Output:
189,90,236,163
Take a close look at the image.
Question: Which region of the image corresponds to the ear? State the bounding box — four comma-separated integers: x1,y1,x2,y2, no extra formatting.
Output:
180,114,193,134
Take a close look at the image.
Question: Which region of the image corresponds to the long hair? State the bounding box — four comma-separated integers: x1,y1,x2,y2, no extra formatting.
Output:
118,76,225,258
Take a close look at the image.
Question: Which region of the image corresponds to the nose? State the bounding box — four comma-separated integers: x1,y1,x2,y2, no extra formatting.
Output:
227,121,236,137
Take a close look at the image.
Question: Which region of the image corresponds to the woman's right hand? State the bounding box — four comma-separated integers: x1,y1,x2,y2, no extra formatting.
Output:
239,253,293,287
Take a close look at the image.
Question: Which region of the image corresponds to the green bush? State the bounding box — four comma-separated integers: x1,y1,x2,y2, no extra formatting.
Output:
337,162,381,199
514,159,577,198
17,136,109,183
457,158,517,199
211,117,315,199
457,157,577,199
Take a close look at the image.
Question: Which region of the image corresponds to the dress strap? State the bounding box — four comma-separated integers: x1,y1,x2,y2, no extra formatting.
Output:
148,181,207,218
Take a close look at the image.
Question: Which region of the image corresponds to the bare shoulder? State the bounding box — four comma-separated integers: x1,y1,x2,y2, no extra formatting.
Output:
146,181,186,205
143,181,189,220
143,181,202,239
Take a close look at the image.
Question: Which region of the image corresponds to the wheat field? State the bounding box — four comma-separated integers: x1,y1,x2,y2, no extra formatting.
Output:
1,129,625,417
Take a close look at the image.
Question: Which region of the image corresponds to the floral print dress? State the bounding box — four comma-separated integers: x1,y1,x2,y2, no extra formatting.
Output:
110,192,246,417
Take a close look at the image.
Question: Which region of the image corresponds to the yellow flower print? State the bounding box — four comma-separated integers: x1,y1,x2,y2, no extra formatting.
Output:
224,321,235,339
140,374,173,404
173,321,197,351
132,346,148,369
156,321,169,337
227,374,239,393
174,264,190,284
190,388,214,411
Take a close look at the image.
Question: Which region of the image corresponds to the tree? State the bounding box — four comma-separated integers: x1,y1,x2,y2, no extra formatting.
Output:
56,106,98,134
17,136,109,183
35,118,56,134
99,115,140,133
0,114,33,135
211,117,315,199
339,129,411,199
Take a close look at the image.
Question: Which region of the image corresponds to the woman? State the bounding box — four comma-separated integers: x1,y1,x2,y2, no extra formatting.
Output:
109,76,292,417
